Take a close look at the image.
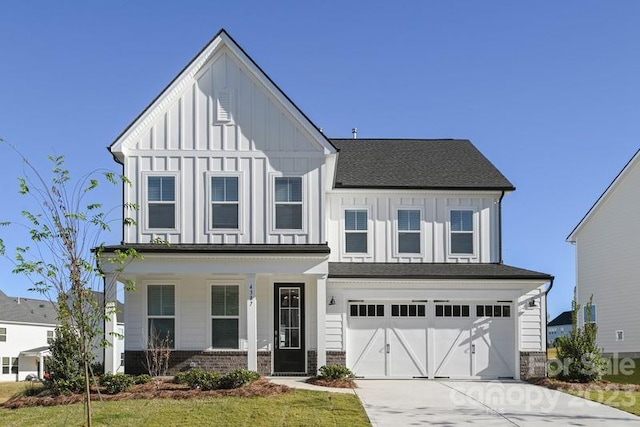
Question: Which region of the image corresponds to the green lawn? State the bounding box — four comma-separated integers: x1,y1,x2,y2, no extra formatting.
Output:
603,359,640,384
0,382,43,404
569,389,640,416
0,385,370,427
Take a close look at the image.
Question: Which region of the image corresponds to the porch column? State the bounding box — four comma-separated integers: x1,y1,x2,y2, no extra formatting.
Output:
38,354,44,379
316,274,327,372
104,274,119,374
246,274,257,371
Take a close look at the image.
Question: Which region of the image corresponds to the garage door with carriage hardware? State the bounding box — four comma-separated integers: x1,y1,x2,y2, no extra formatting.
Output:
346,300,515,379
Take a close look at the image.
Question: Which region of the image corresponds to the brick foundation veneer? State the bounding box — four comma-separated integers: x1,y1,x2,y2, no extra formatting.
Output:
520,351,546,379
125,351,272,376
327,351,347,366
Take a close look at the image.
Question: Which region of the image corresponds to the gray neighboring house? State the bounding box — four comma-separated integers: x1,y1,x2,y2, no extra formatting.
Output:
547,310,572,347
0,289,125,381
0,290,57,381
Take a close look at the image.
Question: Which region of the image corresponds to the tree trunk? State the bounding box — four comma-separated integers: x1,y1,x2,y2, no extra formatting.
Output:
84,356,92,427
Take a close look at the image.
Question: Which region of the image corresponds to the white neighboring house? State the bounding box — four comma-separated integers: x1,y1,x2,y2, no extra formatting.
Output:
568,149,640,358
0,289,125,381
99,29,553,380
0,290,56,381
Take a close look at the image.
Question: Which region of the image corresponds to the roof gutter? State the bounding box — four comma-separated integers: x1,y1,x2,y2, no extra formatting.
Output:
544,276,555,350
498,191,505,263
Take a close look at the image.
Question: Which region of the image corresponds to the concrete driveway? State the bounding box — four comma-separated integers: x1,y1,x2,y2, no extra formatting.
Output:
355,380,640,426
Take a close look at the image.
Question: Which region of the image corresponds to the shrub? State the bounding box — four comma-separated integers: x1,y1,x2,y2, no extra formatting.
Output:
174,369,220,391
134,374,152,384
99,373,135,394
555,295,606,382
318,364,355,380
218,369,260,389
44,326,85,395
91,361,104,376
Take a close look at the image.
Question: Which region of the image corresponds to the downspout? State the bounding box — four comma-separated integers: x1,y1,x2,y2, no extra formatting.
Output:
544,277,555,358
498,191,505,263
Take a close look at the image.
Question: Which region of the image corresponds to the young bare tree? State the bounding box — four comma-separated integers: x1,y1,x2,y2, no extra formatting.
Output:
0,140,139,426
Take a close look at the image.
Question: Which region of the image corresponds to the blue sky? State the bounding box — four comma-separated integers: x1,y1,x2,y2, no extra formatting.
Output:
1,1,639,319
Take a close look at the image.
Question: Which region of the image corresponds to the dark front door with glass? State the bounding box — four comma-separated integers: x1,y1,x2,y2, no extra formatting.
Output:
273,283,305,373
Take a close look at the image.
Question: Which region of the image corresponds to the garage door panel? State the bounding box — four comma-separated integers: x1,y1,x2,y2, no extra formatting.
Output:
473,311,515,379
348,320,387,377
388,321,427,377
433,317,473,378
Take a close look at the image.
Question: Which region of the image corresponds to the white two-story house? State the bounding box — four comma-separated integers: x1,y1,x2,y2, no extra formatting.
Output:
100,29,552,379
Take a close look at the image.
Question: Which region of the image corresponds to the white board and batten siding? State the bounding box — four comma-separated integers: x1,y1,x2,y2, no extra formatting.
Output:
570,152,640,354
122,48,328,246
327,192,501,263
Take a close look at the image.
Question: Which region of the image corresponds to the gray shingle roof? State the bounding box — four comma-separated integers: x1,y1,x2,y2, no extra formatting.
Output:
101,243,330,254
330,139,515,191
548,310,573,327
0,290,58,325
329,262,552,280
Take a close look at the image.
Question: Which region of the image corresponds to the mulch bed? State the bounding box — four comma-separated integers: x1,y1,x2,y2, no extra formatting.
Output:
306,377,357,389
3,377,291,409
527,377,640,392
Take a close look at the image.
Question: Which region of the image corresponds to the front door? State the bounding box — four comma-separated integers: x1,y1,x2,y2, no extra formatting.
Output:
273,283,305,373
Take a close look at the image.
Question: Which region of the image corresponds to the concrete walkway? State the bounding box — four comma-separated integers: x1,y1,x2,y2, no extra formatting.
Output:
267,376,356,394
354,380,640,426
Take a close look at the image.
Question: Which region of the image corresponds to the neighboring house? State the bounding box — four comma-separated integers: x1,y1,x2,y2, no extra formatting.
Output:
0,290,56,381
99,29,553,380
568,150,640,358
0,289,125,381
547,310,572,347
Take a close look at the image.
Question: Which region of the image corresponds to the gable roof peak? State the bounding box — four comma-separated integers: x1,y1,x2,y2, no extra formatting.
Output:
109,28,335,163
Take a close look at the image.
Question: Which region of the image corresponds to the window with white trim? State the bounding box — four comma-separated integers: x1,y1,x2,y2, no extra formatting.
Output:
211,285,239,349
450,210,474,254
398,209,420,254
275,177,302,229
1,357,17,374
584,305,596,324
211,176,239,229
0,327,6,342
147,176,176,229
345,210,368,253
147,285,175,348
616,330,624,341
47,330,54,345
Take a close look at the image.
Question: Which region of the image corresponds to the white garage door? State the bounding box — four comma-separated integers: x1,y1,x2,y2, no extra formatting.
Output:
347,300,515,379
347,302,428,378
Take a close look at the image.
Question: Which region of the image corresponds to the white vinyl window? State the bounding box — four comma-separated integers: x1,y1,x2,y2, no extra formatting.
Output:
275,177,302,230
211,285,239,349
398,209,421,253
450,210,474,254
147,285,175,348
47,330,54,345
616,330,624,341
345,210,368,253
147,176,176,229
1,357,18,375
0,327,6,342
584,305,596,324
211,176,239,229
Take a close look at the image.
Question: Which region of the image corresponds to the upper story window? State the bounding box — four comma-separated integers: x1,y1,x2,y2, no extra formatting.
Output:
47,330,54,344
345,209,368,253
275,177,302,230
450,210,474,254
211,176,239,229
147,176,176,229
398,209,421,254
211,285,239,349
0,327,6,342
147,284,175,349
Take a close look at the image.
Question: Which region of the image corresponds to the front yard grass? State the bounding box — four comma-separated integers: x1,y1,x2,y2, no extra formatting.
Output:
0,382,43,404
0,386,370,427
567,388,640,416
603,358,640,384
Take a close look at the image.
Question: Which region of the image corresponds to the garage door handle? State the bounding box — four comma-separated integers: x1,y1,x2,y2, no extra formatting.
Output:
386,344,390,353
471,344,475,354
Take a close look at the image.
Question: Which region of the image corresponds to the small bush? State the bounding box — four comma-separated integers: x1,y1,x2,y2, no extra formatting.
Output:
174,369,221,391
91,361,104,376
134,374,152,384
99,373,135,394
218,369,260,389
318,365,355,380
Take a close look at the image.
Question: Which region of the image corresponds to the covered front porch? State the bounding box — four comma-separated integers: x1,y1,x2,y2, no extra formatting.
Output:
100,244,330,376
